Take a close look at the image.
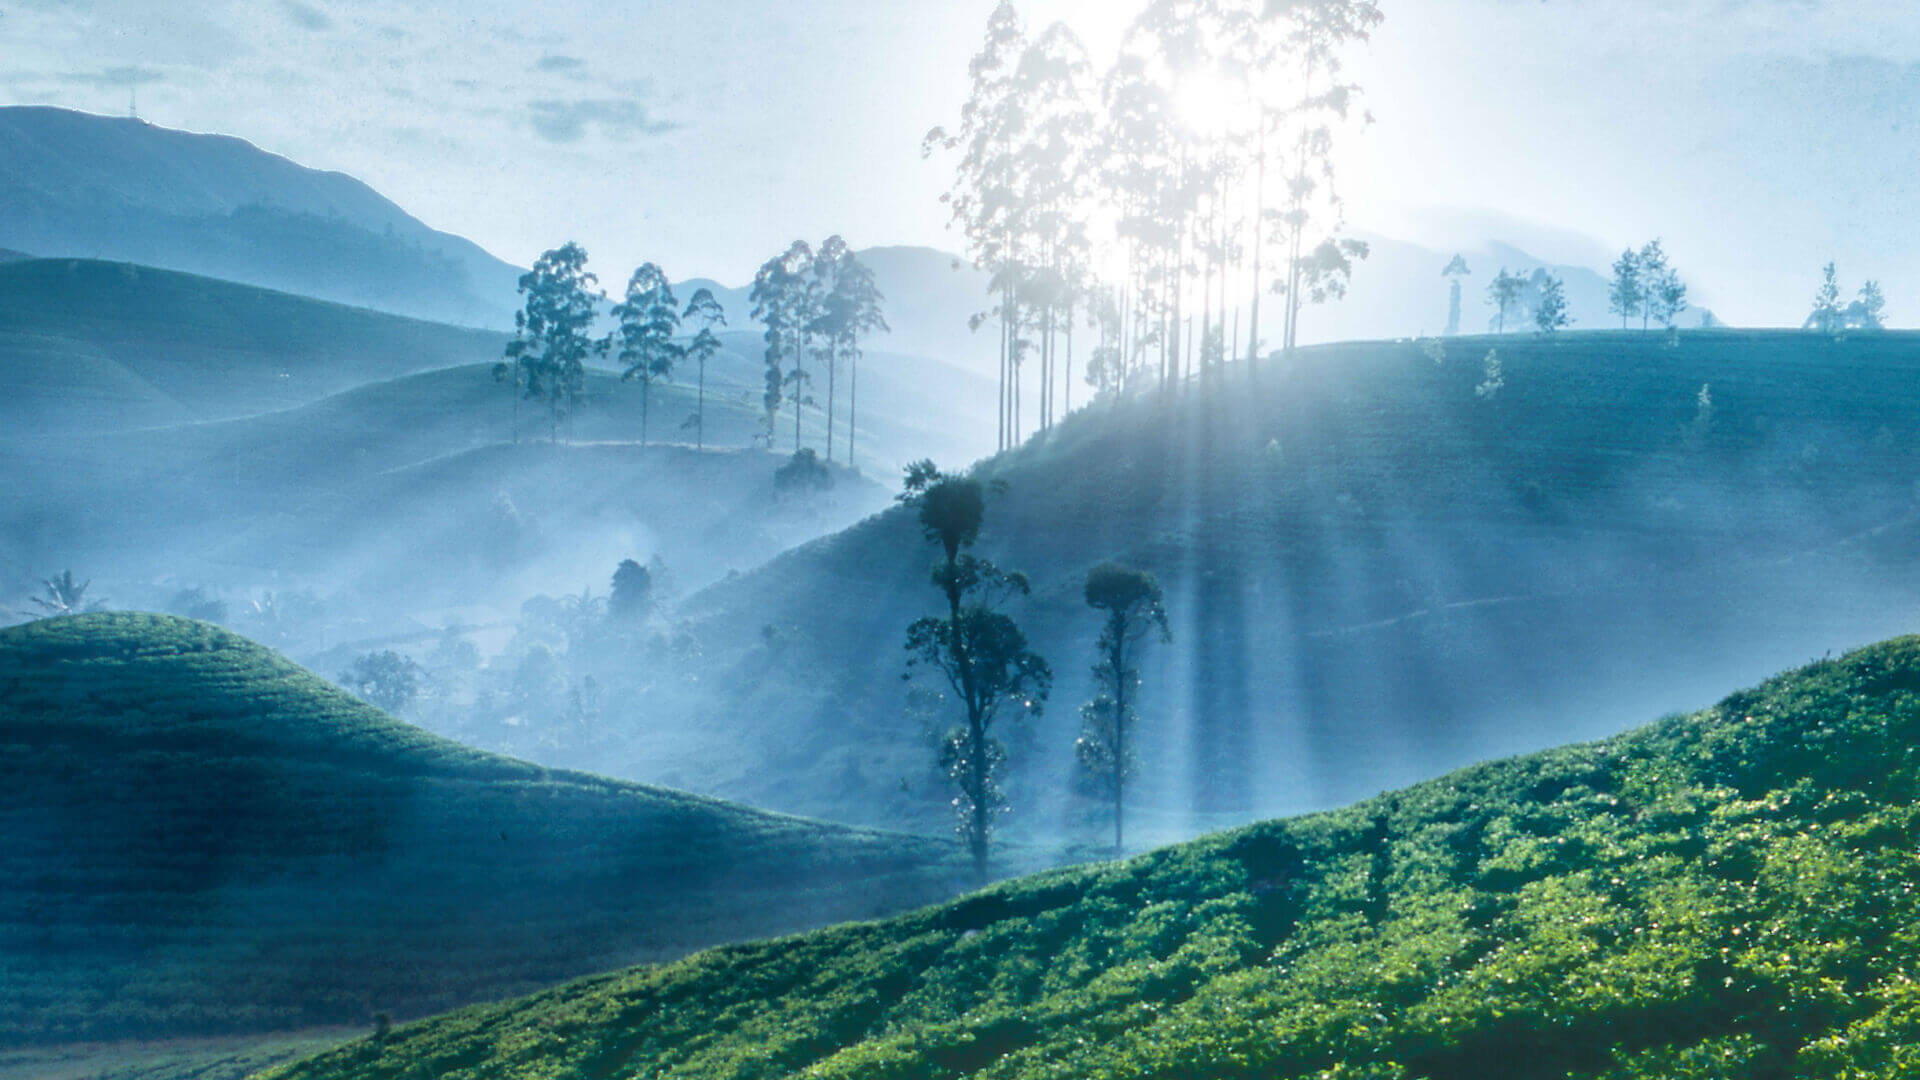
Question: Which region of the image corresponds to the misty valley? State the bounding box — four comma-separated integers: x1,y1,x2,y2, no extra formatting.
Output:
6,1,1920,1078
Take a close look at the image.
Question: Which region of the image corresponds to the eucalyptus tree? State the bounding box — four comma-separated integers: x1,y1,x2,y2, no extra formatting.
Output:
496,242,603,444
750,240,817,449
810,239,888,464
1608,248,1642,329
1533,272,1571,334
1076,563,1169,852
1636,240,1671,331
680,287,726,450
926,1,1031,452
1809,262,1844,334
900,461,1050,880
1442,254,1470,336
1857,280,1887,330
610,263,682,446
1486,268,1526,334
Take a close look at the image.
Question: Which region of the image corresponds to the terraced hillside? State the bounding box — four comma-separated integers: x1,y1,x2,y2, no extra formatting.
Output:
635,330,1920,838
266,632,1920,1080
0,613,971,1045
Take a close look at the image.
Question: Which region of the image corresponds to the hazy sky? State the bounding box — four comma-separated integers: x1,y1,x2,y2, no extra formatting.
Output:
3,0,1918,326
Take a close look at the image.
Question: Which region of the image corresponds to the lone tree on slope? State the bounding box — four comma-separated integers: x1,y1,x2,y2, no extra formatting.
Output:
1607,248,1642,330
900,460,1050,881
1533,272,1571,334
1808,262,1845,334
1486,268,1525,334
1442,254,1470,336
680,287,727,450
498,242,603,444
1075,562,1169,852
611,263,683,446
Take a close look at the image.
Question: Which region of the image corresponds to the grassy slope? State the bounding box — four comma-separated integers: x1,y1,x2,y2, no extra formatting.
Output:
266,632,1920,1080
0,613,971,1045
655,330,1920,832
0,258,504,434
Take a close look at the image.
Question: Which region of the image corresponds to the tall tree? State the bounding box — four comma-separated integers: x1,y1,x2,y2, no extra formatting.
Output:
811,241,888,465
1442,254,1469,336
1533,271,1571,334
1857,280,1888,330
1075,562,1169,852
496,242,603,444
1648,260,1687,330
1607,248,1642,330
1809,262,1844,334
680,288,726,450
610,263,682,446
900,461,1050,880
750,241,817,448
1635,240,1670,331
1486,267,1524,334
926,1,1032,453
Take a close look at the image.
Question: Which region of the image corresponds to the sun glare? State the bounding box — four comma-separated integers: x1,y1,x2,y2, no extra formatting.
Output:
1173,70,1252,136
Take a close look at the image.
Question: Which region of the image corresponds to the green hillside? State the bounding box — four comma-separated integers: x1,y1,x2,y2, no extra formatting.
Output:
0,613,971,1045
633,329,1920,836
0,257,503,434
265,632,1920,1080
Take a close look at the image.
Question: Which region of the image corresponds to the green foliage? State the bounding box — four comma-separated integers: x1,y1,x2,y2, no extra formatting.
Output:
775,448,835,495
0,613,967,1045
336,649,423,714
267,634,1920,1080
610,262,682,445
497,242,604,442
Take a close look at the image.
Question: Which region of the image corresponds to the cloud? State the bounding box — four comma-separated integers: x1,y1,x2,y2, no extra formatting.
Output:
535,54,586,74
60,65,167,86
527,98,676,142
282,1,331,32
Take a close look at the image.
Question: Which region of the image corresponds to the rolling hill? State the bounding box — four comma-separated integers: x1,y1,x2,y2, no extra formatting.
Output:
588,329,1920,841
0,256,504,436
0,107,519,327
262,631,1920,1079
0,612,975,1046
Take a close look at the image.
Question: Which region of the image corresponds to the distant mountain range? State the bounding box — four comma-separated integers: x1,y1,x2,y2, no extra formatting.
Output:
0,106,521,327
0,107,1715,378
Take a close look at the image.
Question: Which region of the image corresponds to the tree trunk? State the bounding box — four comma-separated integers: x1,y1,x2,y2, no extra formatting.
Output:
641,375,650,447
848,350,858,466
696,358,705,451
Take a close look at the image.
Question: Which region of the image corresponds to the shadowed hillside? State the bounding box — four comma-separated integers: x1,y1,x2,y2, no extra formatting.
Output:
0,107,519,326
609,330,1920,841
0,257,504,435
264,633,1920,1079
0,613,973,1045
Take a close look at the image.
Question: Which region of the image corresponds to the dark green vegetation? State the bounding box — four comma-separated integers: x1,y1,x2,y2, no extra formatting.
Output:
0,613,974,1045
657,330,1920,842
263,633,1920,1079
0,106,519,326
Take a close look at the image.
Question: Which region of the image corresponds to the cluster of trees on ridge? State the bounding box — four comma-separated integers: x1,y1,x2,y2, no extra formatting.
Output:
493,238,887,468
926,0,1384,452
898,461,1170,879
1807,262,1889,333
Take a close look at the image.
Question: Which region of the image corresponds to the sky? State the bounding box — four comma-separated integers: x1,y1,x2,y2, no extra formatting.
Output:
3,0,1919,326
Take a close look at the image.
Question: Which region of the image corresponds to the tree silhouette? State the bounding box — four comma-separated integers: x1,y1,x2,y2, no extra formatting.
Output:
810,240,888,465
25,570,91,618
750,241,818,451
899,461,1049,880
1533,272,1570,334
496,242,603,444
1486,268,1524,334
1607,248,1641,330
610,263,682,446
1808,262,1844,334
1076,563,1169,852
1442,254,1470,336
680,288,726,450
1856,280,1887,330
